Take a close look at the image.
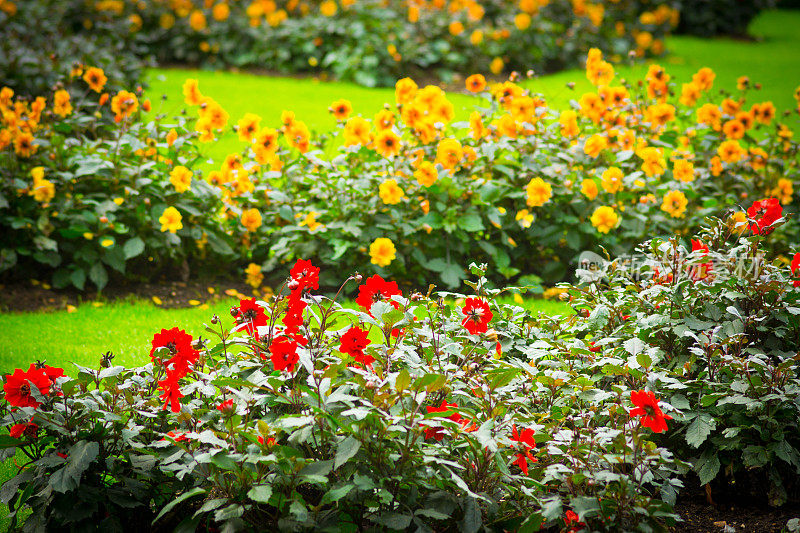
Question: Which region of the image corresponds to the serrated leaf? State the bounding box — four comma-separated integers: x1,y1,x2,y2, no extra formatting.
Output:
461,496,481,533
321,484,354,505
334,436,361,469
686,414,715,448
396,368,411,392
695,450,720,485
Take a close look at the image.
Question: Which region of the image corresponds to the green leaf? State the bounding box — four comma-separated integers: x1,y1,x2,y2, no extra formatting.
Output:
426,258,449,272
623,338,645,357
375,512,412,530
206,232,234,256
210,451,237,471
518,513,544,532
49,441,100,493
440,263,464,288
587,305,609,330
695,450,720,485
214,503,244,521
321,484,354,505
334,436,361,469
153,488,206,524
396,368,411,392
89,263,108,291
123,237,145,259
686,414,715,448
71,268,86,290
458,213,484,232
247,485,273,504
461,497,481,533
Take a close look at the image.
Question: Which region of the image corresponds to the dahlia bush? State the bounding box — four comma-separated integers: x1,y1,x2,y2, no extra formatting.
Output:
567,212,800,508
5,0,677,87
5,212,800,529
2,54,799,291
0,257,687,531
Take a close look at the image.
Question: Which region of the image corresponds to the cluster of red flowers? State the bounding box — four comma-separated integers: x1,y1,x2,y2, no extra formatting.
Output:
747,197,782,236
150,327,200,412
3,363,64,441
564,509,587,532
509,424,537,475
461,297,493,334
230,259,320,374
356,274,405,338
688,239,714,282
629,390,671,433
339,326,373,366
791,253,800,287
3,364,61,408
272,259,319,372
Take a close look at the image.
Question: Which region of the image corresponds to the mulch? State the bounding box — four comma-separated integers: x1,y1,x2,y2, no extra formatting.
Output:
0,277,260,313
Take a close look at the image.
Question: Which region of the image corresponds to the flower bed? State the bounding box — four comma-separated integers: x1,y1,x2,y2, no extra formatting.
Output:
2,213,799,530
2,0,678,88
2,55,798,292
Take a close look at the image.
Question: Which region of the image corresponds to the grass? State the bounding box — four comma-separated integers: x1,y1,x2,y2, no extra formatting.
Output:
0,296,572,374
144,9,800,162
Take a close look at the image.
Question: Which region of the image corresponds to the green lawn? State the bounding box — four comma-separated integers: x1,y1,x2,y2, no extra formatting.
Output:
0,296,571,374
145,9,800,162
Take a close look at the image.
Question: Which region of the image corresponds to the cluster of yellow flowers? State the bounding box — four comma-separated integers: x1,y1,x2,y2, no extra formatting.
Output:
151,50,796,278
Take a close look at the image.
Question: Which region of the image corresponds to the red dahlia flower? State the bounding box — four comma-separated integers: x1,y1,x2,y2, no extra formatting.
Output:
355,275,401,315
689,239,714,282
9,421,38,440
564,510,587,532
158,369,184,413
289,259,320,292
461,298,493,335
629,390,672,433
217,399,235,413
3,365,51,408
747,198,782,235
791,252,800,287
340,326,373,365
282,294,306,333
690,239,709,255
150,327,199,375
424,401,461,441
234,298,269,338
510,424,537,475
270,336,299,372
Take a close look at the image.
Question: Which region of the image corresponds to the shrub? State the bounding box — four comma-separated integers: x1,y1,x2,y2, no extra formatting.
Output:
5,0,677,88
3,58,800,292
0,0,147,97
675,0,778,37
567,212,800,507
0,78,239,290
205,60,798,290
0,260,684,531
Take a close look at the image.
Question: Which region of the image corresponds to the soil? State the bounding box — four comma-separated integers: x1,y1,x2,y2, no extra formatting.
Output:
0,276,259,313
672,474,800,532
673,499,799,532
